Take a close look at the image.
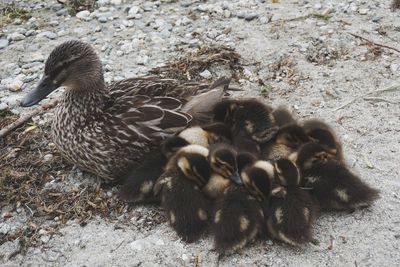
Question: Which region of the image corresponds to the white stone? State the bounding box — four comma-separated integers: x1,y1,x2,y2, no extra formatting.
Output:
76,10,91,20
8,33,25,41
43,154,54,162
358,8,369,15
6,79,23,92
199,69,212,79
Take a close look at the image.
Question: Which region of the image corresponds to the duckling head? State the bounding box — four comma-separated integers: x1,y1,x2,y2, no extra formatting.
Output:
176,145,212,187
275,125,310,148
202,123,232,144
209,144,242,185
240,160,274,201
213,100,239,126
21,40,103,107
307,128,338,156
274,159,300,187
294,142,332,171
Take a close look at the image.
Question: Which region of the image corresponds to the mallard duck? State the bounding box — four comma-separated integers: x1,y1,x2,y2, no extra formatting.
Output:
20,40,231,182
301,119,344,161
294,142,380,211
153,144,212,242
162,122,232,158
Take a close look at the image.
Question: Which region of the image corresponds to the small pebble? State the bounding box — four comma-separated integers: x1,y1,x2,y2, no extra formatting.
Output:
0,39,9,49
37,31,57,39
8,33,25,41
43,154,54,162
7,80,24,92
199,69,212,79
76,10,91,20
358,8,369,15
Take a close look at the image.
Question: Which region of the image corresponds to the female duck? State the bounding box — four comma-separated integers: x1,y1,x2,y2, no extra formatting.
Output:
20,40,230,182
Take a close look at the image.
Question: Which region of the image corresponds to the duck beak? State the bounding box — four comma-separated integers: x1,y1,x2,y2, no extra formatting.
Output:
20,75,57,107
229,171,243,186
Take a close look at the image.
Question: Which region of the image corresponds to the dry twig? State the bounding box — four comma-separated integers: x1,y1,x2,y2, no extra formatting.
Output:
0,99,59,139
332,84,400,111
348,32,400,53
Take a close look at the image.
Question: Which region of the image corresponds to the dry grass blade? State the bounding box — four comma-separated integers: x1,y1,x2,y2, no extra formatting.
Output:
150,45,242,81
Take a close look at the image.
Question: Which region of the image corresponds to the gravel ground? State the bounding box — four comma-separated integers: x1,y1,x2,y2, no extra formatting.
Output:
1,0,400,266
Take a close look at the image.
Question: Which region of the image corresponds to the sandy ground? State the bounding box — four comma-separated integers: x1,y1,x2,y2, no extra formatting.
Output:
1,0,400,266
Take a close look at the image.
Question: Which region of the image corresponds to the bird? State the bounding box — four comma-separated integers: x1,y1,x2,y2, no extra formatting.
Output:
212,154,267,254
261,124,310,161
265,159,316,246
20,40,231,183
161,122,232,158
153,144,212,242
294,142,380,211
301,119,344,161
202,143,240,199
213,99,278,155
272,106,297,127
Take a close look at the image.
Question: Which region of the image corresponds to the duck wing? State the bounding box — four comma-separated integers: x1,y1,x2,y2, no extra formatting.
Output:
108,76,211,100
105,94,192,144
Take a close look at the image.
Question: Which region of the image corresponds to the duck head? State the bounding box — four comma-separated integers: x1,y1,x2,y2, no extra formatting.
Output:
21,40,103,107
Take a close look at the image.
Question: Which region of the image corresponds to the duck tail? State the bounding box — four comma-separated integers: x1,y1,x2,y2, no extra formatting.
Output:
182,77,234,124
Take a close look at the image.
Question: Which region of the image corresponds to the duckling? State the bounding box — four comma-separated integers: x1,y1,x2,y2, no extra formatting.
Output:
162,122,232,157
153,145,212,242
203,143,238,199
266,159,316,246
293,142,380,211
272,106,297,127
212,156,267,254
261,124,310,161
301,119,344,161
213,99,278,154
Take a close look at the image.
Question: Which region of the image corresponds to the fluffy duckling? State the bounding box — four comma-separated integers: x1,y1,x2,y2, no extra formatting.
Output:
261,124,310,161
153,145,212,242
293,142,379,211
266,159,316,246
302,119,344,161
272,106,297,127
212,157,268,254
213,99,278,154
162,122,232,157
203,143,239,199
